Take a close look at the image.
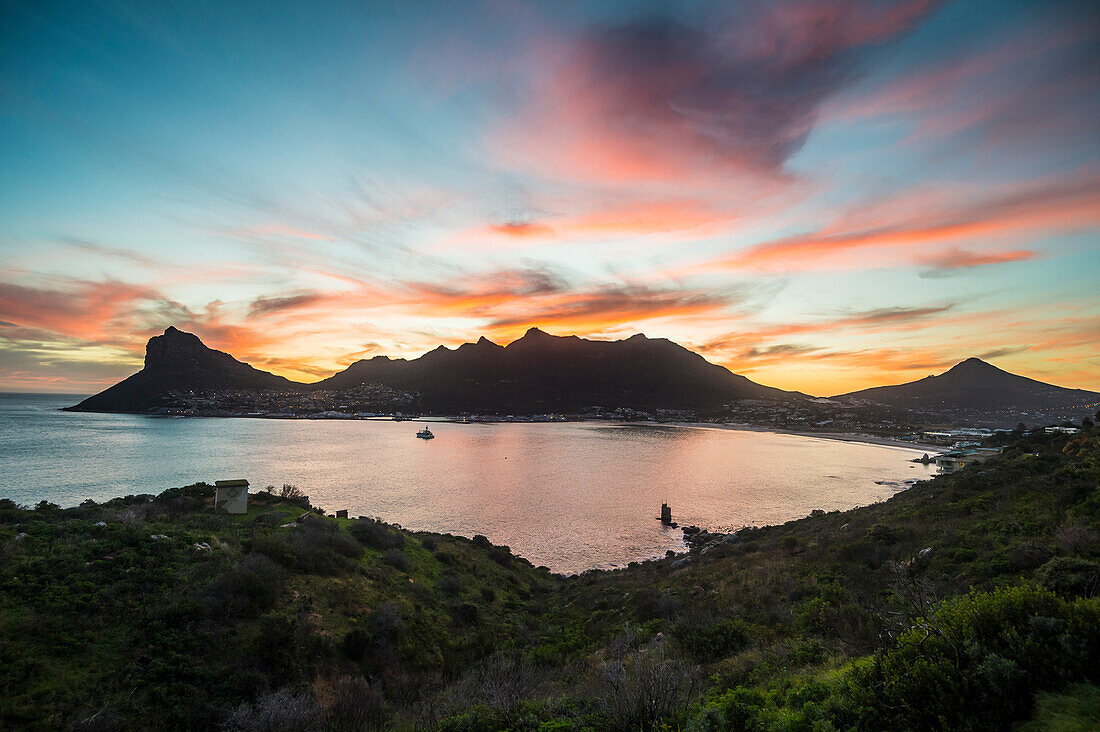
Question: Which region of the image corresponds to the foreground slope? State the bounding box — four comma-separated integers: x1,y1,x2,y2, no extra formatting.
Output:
836,357,1099,421
66,327,301,413
2,430,1097,730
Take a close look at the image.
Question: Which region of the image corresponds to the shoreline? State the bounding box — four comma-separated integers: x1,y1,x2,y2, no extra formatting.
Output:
666,421,942,452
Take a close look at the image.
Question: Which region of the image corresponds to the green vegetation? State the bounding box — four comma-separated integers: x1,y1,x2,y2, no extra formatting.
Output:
1,431,1098,730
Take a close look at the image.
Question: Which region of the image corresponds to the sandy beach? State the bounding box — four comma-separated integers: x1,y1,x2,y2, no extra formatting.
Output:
668,421,942,452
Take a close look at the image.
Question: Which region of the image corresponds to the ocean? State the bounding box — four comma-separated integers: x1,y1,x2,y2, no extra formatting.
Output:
0,393,937,572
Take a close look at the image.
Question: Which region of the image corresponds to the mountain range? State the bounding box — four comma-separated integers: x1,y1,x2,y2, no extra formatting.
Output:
66,326,1098,422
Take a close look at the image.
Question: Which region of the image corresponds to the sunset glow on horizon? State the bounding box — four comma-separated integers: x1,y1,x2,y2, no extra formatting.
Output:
2,0,1098,396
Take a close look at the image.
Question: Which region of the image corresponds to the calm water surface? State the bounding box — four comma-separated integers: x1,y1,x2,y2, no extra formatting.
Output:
0,393,937,572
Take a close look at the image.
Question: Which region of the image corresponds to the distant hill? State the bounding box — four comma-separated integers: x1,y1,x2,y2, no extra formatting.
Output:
67,326,800,414
66,327,302,413
315,327,801,412
835,357,1099,418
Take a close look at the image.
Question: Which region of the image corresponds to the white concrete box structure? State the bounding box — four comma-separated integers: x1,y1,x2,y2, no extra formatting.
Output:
214,479,249,514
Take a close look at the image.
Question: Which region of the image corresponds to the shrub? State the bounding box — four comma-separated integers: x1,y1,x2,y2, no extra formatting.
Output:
285,520,363,574
845,586,1100,731
323,675,386,731
489,545,513,566
867,523,900,545
206,553,286,618
452,602,481,626
276,484,311,509
1055,524,1097,556
349,519,405,551
438,573,463,596
1037,557,1100,598
222,687,321,731
633,589,683,621
676,617,749,662
370,603,403,645
382,548,410,572
342,628,370,661
601,641,696,730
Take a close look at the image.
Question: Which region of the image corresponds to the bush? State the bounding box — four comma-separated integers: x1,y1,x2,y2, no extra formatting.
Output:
206,553,287,618
438,573,463,596
867,523,900,545
382,548,410,572
633,589,683,621
323,675,386,731
601,641,696,730
222,686,320,731
676,617,750,662
276,484,311,509
285,520,363,574
845,586,1100,731
349,519,405,551
1037,557,1100,598
342,628,370,661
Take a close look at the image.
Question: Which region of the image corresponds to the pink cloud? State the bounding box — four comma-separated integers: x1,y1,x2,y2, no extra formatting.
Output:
493,1,938,188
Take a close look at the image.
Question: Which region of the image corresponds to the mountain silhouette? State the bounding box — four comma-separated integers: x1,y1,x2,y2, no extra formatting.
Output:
66,326,798,414
66,327,301,413
835,357,1099,413
314,327,800,412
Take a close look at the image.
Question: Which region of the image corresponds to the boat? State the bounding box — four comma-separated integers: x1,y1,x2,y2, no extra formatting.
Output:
416,428,434,439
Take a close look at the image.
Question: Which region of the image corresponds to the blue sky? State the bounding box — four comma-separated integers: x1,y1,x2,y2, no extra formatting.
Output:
1,0,1097,394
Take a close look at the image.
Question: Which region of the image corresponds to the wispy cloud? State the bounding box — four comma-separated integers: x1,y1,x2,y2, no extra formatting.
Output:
688,169,1099,273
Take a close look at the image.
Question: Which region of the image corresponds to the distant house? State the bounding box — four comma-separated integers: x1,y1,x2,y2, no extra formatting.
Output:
214,479,249,514
935,448,1000,475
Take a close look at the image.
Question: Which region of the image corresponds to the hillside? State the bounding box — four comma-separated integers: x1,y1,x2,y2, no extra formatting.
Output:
316,327,801,412
2,430,1098,730
836,357,1100,424
67,326,801,415
66,327,302,413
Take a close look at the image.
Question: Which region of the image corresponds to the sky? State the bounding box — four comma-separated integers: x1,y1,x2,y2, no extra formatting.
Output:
1,0,1098,396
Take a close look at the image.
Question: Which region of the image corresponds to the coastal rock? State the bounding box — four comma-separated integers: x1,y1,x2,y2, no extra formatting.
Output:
671,557,693,569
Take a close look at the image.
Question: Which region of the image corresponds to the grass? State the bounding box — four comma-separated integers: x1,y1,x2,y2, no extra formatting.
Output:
1015,683,1100,732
